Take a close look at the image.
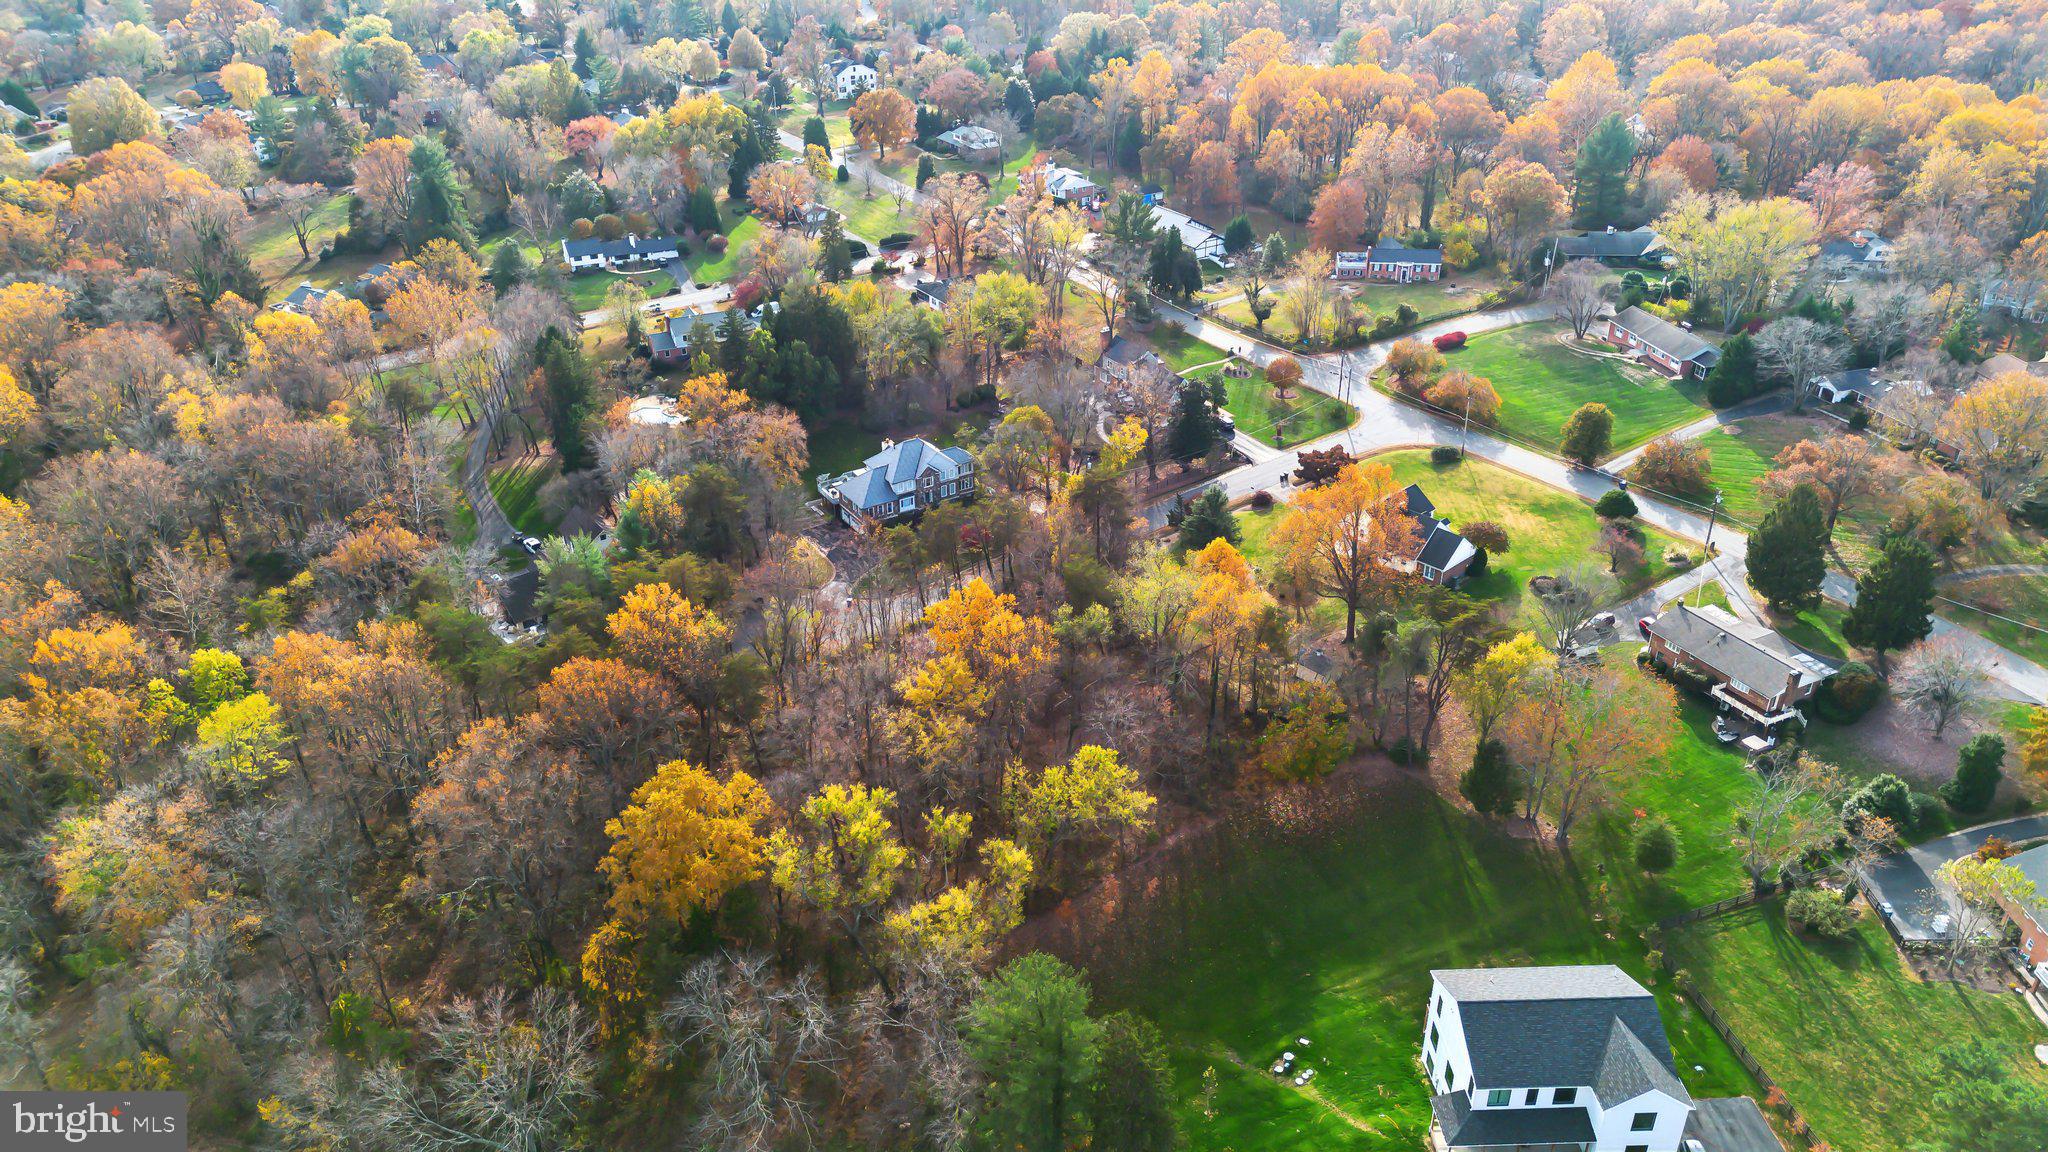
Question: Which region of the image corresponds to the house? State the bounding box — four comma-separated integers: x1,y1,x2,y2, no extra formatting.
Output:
1399,485,1478,588
190,77,230,105
419,53,457,75
1043,166,1105,210
1332,244,1444,282
1640,604,1833,732
830,60,878,100
560,234,683,272
797,201,838,233
1817,229,1890,276
1808,367,1895,406
646,327,689,365
272,282,334,315
1424,965,1783,1152
1554,227,1669,264
911,278,952,310
1150,206,1228,262
1099,336,1168,383
1975,351,2048,381
817,437,977,531
1981,275,2047,323
935,124,1000,162
1994,843,2048,980
1606,306,1721,379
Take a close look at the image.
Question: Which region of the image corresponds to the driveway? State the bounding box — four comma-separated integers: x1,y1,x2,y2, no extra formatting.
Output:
1861,814,2048,940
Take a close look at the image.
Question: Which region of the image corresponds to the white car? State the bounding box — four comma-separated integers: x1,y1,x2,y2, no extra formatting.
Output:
519,536,542,554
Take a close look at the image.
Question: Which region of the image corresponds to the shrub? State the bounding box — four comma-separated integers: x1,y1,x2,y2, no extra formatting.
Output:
1249,490,1275,510
836,163,850,182
1594,489,1639,519
1814,660,1882,723
1842,773,1915,834
1633,818,1678,873
1431,445,1461,465
1432,330,1467,352
570,217,595,239
623,210,654,233
1460,738,1520,815
1847,407,1870,431
1463,520,1508,553
1940,733,2005,813
1786,888,1858,938
1665,549,1695,568
593,213,626,239
879,231,915,249
706,234,729,254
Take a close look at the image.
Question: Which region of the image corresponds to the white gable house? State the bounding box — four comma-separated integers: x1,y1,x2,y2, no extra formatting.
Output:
1423,966,1783,1152
831,61,878,100
817,437,977,531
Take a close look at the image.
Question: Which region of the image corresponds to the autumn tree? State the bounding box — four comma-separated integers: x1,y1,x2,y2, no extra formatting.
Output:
1273,461,1415,641
850,87,915,156
1003,745,1154,884
1938,372,2048,502
767,783,909,984
1656,193,1818,329
1504,659,1676,847
1479,160,1566,269
597,758,770,928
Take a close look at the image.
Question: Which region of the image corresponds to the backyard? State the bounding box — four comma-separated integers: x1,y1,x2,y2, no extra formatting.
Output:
1441,324,1713,459
1667,901,2048,1151
1206,276,1491,345
1146,327,1353,449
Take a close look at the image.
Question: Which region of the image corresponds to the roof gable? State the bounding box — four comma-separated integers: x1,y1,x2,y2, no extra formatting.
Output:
1612,306,1718,364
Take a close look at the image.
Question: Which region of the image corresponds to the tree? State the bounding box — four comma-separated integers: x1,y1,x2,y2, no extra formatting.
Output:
967,953,1101,1152
747,162,818,226
1926,1039,2048,1152
1747,484,1829,612
1896,638,1987,738
849,87,915,156
218,61,268,110
596,758,769,927
1503,660,1677,847
1632,818,1678,873
1629,435,1713,498
406,137,474,251
767,784,909,982
1307,180,1368,252
1935,856,2036,963
1088,1012,1178,1152
1176,486,1239,554
1461,738,1521,816
1656,193,1818,329
1942,733,2005,813
1754,317,1846,410
1479,160,1566,270
1843,536,1937,675
68,76,161,155
1937,372,2048,503
537,329,597,470
1548,258,1611,339
1273,461,1416,640
1572,113,1635,225
1224,215,1255,255
1559,402,1613,464
1759,436,1889,536
1786,887,1858,937
1003,746,1155,880
608,582,731,743
1593,489,1638,520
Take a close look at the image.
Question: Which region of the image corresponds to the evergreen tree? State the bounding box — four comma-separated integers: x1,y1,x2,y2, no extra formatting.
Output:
0,78,38,118
1261,232,1291,274
1559,402,1613,464
1460,738,1520,816
1747,483,1829,612
1114,114,1144,173
488,241,528,294
720,0,740,36
670,0,710,37
572,26,602,79
915,105,943,140
967,954,1101,1152
1572,113,1637,227
405,138,474,251
685,183,721,233
1632,818,1678,873
1705,330,1759,407
1087,1013,1179,1152
537,328,596,471
678,463,753,562
1843,536,1937,675
727,127,766,199
1003,78,1036,133
802,116,830,153
1941,733,2004,813
1167,379,1220,460
770,287,858,396
1175,486,1239,554
714,309,752,376
815,216,853,281
916,153,936,188
1223,214,1255,255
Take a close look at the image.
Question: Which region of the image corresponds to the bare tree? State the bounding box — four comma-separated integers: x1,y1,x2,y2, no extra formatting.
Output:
1894,637,1986,737
1753,316,1847,410
1532,563,1613,655
1846,281,1932,371
1730,752,1845,889
0,960,48,1088
660,953,842,1152
1547,258,1611,339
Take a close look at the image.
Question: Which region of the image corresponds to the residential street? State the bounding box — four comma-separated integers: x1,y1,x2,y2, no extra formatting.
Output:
1863,813,2048,940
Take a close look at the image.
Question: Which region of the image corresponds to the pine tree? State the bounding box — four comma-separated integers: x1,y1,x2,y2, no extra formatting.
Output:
1175,487,1239,554
1706,331,1759,407
488,242,528,294
815,217,853,281
405,138,474,251
1167,379,1219,460
802,116,830,153
1843,536,1937,675
727,129,765,200
1087,1013,1178,1152
1460,738,1520,816
1224,214,1255,254
1573,113,1637,227
537,328,596,471
916,154,935,188
685,183,721,233
1941,734,2004,813
1747,484,1829,612
572,27,602,79
1632,818,1678,873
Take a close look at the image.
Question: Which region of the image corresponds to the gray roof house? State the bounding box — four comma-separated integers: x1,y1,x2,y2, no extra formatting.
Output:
273,282,334,315
936,125,1001,160
817,437,977,531
560,234,683,271
1808,367,1895,406
1607,306,1721,379
1817,229,1890,275
1401,485,1479,588
1424,965,1783,1152
1641,604,1833,730
1556,227,1669,263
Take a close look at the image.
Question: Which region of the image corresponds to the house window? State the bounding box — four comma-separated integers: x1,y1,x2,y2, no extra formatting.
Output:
1487,1090,1511,1108
1631,1113,1657,1132
1552,1088,1577,1105
1626,1146,1650,1152
1524,1090,1538,1106
1427,1023,1438,1049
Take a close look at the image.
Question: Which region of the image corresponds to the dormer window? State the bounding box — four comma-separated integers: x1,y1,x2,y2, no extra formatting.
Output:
1486,1090,1511,1107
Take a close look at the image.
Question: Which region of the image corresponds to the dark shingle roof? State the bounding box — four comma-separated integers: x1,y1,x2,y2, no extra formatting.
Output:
1612,306,1720,365
1431,1094,1598,1149
1592,1017,1690,1106
1403,483,1436,519
1434,966,1683,1104
1556,227,1666,260
1370,243,1443,266
1685,1097,1786,1152
561,235,682,263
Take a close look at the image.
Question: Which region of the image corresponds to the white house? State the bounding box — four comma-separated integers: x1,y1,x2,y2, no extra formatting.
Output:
561,234,683,272
1150,206,1227,261
830,61,878,100
1043,165,1105,209
1423,966,1783,1152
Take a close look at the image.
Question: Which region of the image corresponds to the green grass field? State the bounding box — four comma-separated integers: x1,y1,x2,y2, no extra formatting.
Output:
486,458,559,537
824,181,920,241
685,215,761,284
1080,757,1762,1152
1378,451,1690,627
1446,325,1712,460
1940,576,2048,668
244,191,354,292
1667,902,2047,1151
1194,363,1352,449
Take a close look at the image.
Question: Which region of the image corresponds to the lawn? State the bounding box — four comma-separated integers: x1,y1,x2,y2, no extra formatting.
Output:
1191,363,1352,449
1939,575,2048,669
244,191,354,291
1378,450,1691,628
1758,601,1852,661
778,100,854,150
984,143,1039,205
802,420,879,487
1075,765,1762,1152
486,458,559,537
1145,325,1236,374
1210,279,1489,343
1444,325,1712,461
685,215,761,285
1666,902,2048,1152
824,180,920,241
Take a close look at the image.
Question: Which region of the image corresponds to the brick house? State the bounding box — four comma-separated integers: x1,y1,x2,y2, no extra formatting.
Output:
1640,604,1833,732
1606,307,1721,379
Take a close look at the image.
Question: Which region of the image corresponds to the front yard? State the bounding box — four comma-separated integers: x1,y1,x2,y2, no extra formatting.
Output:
1145,327,1353,450
1667,902,2048,1152
1207,277,1491,344
1443,325,1712,460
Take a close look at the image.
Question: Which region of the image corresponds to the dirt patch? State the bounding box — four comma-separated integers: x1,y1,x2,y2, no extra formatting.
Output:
1821,697,2013,793
1901,949,2023,993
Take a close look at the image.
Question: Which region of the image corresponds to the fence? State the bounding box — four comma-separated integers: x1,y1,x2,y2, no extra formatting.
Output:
1651,873,1838,1149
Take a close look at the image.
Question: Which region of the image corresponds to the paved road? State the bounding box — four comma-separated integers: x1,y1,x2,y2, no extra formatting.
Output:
1862,814,2048,940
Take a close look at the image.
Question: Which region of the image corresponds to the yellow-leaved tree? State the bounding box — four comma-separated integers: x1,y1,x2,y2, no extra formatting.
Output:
767,783,908,986
1272,460,1416,641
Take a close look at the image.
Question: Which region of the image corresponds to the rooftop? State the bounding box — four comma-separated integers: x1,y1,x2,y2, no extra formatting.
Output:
1645,604,1834,694
1612,305,1720,365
